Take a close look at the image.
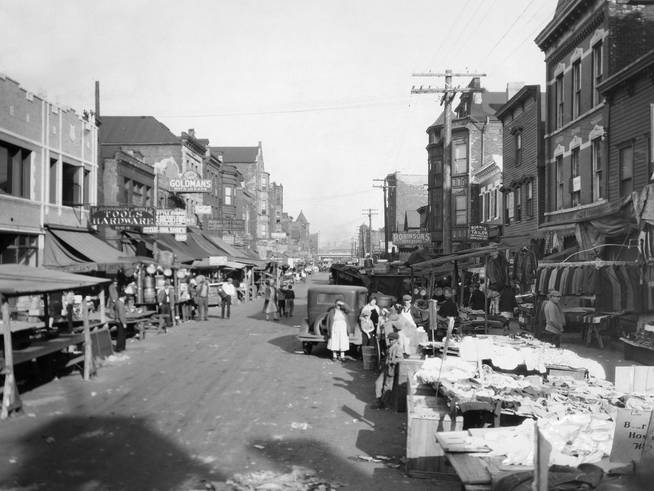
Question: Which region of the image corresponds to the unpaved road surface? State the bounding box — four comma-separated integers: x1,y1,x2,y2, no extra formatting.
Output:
0,273,459,490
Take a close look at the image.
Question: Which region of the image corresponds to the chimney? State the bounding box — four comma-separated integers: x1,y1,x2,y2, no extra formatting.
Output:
188,128,195,137
95,81,100,118
506,82,525,101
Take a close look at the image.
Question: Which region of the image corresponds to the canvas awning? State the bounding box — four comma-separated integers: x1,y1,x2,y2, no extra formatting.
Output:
0,264,111,297
411,245,500,274
44,227,132,272
190,258,246,270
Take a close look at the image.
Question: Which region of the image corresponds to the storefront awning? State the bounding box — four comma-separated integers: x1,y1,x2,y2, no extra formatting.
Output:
411,245,500,274
0,264,110,296
43,227,132,273
190,258,246,270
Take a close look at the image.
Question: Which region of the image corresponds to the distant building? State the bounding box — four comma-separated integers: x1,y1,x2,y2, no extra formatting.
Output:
385,172,428,252
426,79,506,251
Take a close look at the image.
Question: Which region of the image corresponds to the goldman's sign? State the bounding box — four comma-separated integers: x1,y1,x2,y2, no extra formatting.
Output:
169,170,212,193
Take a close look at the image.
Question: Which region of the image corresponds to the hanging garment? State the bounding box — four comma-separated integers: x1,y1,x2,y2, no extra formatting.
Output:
581,265,597,296
548,267,559,292
558,267,570,295
513,248,538,290
604,266,623,312
487,254,509,291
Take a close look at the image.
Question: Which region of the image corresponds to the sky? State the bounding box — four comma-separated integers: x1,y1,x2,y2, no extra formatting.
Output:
0,0,557,247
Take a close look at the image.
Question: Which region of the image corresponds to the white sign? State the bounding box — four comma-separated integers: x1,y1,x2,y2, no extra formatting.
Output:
271,232,286,239
156,209,188,226
175,233,187,241
169,170,212,193
143,226,186,234
195,205,212,215
209,256,228,266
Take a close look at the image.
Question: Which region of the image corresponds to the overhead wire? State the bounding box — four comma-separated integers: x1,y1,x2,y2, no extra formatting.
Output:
478,0,539,63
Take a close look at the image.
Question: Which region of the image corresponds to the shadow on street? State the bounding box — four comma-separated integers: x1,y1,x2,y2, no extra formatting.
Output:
1,415,218,491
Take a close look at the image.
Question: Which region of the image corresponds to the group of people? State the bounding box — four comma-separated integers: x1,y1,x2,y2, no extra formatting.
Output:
262,280,295,321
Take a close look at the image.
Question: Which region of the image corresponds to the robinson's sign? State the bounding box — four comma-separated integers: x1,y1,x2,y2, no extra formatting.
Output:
391,232,430,247
89,206,156,226
169,170,212,193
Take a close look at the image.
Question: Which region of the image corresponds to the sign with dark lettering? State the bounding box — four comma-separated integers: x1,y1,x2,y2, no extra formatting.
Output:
156,209,188,226
169,170,212,193
468,225,489,241
207,218,245,232
392,232,430,247
89,206,156,226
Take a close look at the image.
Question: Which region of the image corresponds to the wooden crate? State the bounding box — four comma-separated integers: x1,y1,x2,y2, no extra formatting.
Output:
393,358,426,412
406,394,459,479
407,366,437,397
546,364,587,380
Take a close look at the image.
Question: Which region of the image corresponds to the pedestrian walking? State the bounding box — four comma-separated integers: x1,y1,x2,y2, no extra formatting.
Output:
284,284,295,317
220,278,236,319
374,331,402,409
263,280,272,313
277,285,287,318
114,290,128,352
157,278,175,328
265,282,279,321
326,299,353,362
196,275,209,321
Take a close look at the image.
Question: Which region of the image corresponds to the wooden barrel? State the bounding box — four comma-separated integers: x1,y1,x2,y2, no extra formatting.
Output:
143,288,156,304
362,346,377,370
144,276,154,288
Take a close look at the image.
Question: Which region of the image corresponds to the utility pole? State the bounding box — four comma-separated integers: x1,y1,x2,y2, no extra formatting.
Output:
373,178,396,258
411,70,486,254
361,208,378,256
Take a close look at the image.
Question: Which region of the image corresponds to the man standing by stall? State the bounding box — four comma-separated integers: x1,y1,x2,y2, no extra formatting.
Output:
196,276,209,322
157,279,175,328
543,289,565,348
114,290,128,352
220,278,236,319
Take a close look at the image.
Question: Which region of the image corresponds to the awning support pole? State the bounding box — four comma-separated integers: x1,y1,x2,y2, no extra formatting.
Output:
83,299,93,381
1,299,22,419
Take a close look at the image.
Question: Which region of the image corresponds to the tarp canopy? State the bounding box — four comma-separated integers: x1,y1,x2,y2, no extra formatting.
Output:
190,258,246,270
411,245,500,274
0,264,111,297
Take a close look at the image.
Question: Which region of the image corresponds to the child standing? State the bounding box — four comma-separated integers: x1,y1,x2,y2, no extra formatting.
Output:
374,331,402,408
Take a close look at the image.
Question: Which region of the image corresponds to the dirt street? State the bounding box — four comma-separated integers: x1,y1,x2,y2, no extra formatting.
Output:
0,273,458,491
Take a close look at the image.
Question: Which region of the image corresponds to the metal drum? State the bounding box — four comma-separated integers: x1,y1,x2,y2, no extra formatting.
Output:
143,287,156,304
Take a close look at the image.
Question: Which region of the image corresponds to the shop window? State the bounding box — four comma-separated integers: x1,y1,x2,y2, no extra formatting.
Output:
492,189,498,218
555,155,563,210
555,74,564,129
515,186,522,222
572,60,581,119
224,186,233,205
0,140,31,199
62,162,81,206
132,182,144,206
49,158,58,204
122,177,131,204
620,143,634,197
0,233,38,265
145,185,152,207
454,194,467,226
591,138,603,201
526,181,534,217
592,42,603,107
570,148,580,206
453,142,467,175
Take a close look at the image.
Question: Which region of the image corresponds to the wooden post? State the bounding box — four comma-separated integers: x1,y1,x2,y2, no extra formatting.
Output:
42,293,50,329
99,289,106,324
1,300,22,419
82,298,93,381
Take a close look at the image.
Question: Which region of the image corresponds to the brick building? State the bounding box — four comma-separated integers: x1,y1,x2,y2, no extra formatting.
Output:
426,79,506,251
496,85,546,253
535,0,654,256
0,74,99,266
385,172,428,250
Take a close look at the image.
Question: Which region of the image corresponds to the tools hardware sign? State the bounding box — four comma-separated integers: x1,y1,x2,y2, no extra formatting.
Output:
90,206,156,226
169,170,212,193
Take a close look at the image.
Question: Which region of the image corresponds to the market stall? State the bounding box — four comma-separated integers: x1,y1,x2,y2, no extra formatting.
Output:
0,265,112,419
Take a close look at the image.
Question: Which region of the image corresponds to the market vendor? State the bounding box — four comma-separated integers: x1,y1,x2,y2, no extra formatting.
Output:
468,283,486,311
542,289,565,347
400,294,418,328
437,287,459,321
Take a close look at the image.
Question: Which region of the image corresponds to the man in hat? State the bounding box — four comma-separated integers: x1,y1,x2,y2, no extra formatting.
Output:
196,276,209,321
542,289,565,347
437,287,458,321
157,278,175,328
400,294,417,328
114,290,128,352
220,278,236,319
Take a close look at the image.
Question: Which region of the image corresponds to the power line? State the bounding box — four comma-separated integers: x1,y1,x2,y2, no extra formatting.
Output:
450,0,491,50
158,98,408,119
479,0,539,62
430,0,474,64
497,2,557,65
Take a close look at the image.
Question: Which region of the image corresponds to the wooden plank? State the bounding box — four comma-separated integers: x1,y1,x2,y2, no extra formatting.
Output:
1,301,22,419
447,454,491,485
615,366,654,394
11,334,84,365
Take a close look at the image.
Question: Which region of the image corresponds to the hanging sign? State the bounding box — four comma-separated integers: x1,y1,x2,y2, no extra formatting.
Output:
209,256,228,266
89,206,156,226
468,225,489,241
143,226,186,234
169,170,212,193
175,233,187,241
195,205,212,215
156,209,188,226
392,232,430,247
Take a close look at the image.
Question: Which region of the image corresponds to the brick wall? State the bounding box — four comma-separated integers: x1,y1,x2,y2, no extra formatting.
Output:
608,1,654,73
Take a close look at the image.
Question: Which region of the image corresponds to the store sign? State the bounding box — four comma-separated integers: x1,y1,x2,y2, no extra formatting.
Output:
89,206,156,226
270,232,286,239
392,232,430,247
143,226,186,234
207,218,245,232
175,233,187,241
156,209,188,226
195,204,212,215
169,170,212,193
468,225,489,241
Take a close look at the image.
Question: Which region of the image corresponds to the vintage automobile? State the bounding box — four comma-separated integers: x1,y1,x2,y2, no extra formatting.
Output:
297,284,369,355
